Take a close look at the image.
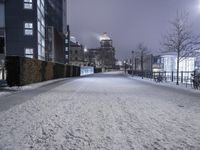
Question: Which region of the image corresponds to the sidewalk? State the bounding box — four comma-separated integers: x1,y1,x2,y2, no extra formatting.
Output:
0,78,68,97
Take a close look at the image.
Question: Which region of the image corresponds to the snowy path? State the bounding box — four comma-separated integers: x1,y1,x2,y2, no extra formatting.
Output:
0,72,200,150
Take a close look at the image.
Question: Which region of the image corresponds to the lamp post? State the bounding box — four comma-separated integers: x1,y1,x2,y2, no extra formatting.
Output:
131,51,134,76
84,47,88,66
124,60,127,74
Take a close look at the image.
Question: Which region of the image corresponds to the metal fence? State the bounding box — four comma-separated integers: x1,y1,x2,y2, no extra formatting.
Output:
128,70,195,85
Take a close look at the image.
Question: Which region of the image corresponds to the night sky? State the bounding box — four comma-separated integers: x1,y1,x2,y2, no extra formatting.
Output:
68,0,200,60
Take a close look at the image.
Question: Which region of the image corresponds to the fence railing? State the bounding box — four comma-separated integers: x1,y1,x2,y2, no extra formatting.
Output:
127,70,195,84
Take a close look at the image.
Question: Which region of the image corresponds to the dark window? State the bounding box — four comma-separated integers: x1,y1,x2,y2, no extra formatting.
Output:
75,57,78,61
0,37,4,54
75,50,78,54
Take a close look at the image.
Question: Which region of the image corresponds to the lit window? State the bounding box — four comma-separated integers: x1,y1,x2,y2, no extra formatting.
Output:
65,39,68,44
25,29,33,35
24,3,32,9
65,55,68,59
24,0,32,2
65,47,68,51
24,23,33,35
24,0,32,9
25,48,34,58
24,23,33,29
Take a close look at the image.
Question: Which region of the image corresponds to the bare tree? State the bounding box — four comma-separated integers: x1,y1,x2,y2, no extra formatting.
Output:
134,43,148,78
163,12,200,85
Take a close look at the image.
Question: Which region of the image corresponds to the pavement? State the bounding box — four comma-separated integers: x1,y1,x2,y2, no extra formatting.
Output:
0,78,76,112
0,72,200,150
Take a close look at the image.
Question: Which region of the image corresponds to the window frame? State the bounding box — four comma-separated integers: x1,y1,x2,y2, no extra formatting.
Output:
24,47,34,58
24,22,34,36
24,0,33,10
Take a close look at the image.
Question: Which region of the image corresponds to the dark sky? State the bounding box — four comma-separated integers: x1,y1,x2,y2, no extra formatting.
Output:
68,0,200,60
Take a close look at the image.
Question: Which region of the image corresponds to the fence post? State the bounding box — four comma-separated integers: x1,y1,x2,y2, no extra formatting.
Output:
172,71,173,82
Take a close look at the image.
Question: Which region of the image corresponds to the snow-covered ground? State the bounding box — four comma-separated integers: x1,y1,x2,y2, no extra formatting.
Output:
0,72,200,150
0,78,67,97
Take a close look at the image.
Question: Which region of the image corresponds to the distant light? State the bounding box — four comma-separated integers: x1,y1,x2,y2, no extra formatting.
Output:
84,47,88,52
197,0,200,13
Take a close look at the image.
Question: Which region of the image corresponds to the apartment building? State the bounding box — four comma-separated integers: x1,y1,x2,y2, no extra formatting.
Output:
0,0,68,65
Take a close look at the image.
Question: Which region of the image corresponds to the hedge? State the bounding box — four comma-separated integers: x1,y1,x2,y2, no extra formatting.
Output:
5,56,80,86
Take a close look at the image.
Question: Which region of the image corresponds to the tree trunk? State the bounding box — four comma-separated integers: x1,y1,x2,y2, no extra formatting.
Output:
141,51,144,79
176,51,180,85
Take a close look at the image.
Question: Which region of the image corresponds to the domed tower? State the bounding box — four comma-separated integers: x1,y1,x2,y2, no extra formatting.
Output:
100,32,113,49
98,32,115,69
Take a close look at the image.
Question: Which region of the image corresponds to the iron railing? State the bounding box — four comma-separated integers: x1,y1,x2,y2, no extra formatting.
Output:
128,70,195,85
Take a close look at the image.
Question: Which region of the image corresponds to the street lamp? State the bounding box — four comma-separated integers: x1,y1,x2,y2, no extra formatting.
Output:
84,47,88,66
124,60,127,74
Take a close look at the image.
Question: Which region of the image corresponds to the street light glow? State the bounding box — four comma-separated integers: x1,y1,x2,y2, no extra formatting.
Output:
84,47,88,52
197,0,200,12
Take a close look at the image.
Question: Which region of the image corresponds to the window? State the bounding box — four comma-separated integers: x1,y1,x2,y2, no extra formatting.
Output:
65,55,68,59
65,39,68,44
75,50,78,54
25,30,33,35
24,22,33,36
25,48,34,58
75,57,78,61
24,0,33,9
37,0,45,60
65,47,68,51
25,23,33,28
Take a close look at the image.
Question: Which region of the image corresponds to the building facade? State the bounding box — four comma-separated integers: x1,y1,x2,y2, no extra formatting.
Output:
133,51,154,72
0,0,67,66
160,52,195,72
69,41,85,66
0,0,5,65
64,25,70,64
88,33,116,69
